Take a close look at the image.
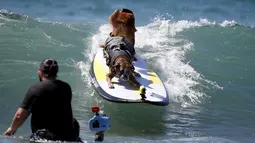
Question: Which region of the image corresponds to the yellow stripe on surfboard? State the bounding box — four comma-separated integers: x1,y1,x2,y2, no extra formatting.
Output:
94,58,107,81
148,71,163,85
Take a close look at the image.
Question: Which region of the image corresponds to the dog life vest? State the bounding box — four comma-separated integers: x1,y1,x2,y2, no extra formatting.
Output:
103,33,136,67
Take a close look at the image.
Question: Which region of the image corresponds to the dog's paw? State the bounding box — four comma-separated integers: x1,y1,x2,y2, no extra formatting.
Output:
108,84,115,89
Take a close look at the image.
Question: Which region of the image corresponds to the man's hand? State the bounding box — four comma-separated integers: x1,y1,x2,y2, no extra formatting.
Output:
3,108,30,136
4,127,16,136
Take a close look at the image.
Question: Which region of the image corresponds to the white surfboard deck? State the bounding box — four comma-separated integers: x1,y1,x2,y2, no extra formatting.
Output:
89,48,169,106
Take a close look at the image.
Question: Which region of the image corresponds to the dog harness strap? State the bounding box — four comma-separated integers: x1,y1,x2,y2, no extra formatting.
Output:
104,34,135,67
119,41,132,60
110,50,132,67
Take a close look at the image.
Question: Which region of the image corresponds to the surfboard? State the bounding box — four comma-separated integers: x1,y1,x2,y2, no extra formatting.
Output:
89,48,169,106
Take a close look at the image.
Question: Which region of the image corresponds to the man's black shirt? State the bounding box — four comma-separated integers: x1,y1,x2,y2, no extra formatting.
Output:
20,79,75,140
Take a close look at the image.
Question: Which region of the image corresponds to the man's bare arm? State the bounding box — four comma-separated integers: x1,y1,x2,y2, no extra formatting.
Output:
4,108,30,136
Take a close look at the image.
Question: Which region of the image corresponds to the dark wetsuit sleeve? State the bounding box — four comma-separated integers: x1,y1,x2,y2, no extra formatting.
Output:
67,84,72,102
20,86,37,112
67,84,73,112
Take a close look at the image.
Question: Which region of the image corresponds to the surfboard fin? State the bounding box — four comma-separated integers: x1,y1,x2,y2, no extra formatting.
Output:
139,86,146,100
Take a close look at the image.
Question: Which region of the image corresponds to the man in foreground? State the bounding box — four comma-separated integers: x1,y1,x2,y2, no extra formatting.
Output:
3,58,82,142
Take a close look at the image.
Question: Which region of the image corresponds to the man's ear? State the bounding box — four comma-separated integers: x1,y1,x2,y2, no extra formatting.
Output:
37,70,43,76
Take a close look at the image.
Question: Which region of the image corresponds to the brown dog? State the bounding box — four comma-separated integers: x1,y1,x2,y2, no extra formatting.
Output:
100,8,141,89
99,8,137,47
106,56,141,89
109,8,137,46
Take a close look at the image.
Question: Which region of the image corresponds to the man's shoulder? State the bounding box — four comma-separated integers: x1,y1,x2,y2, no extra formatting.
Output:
54,80,72,90
33,79,71,89
56,79,70,85
29,81,43,89
25,81,43,96
31,80,71,88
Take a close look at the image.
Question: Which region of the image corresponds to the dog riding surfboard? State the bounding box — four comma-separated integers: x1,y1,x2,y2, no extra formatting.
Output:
89,8,169,106
89,45,169,106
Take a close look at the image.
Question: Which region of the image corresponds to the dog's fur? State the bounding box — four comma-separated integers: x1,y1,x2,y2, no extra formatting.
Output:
106,56,141,89
100,9,141,89
109,9,136,46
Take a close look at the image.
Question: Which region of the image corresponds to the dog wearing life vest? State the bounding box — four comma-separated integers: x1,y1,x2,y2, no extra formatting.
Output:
100,8,141,89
